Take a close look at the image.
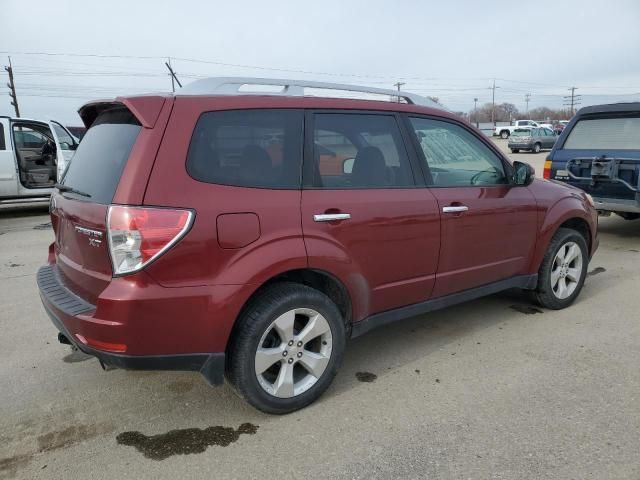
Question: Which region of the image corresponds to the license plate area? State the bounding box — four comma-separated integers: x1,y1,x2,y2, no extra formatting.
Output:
590,159,614,178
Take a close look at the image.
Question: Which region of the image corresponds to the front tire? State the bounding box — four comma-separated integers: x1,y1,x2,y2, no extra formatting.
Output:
226,282,346,414
533,143,542,153
511,149,520,153
534,228,588,309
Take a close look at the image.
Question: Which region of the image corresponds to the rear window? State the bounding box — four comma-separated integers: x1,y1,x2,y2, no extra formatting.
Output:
512,129,531,137
187,109,303,188
61,106,141,204
563,116,640,150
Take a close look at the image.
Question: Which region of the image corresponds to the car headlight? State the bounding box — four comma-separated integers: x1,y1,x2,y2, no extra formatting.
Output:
585,193,595,207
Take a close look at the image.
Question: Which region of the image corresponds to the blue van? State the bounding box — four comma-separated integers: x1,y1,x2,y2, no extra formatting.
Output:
545,103,640,220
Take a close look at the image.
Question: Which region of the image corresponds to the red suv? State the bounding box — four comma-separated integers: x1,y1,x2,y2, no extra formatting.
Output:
38,78,598,413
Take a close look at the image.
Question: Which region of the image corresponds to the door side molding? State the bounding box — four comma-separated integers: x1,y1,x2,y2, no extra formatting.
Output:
350,274,538,338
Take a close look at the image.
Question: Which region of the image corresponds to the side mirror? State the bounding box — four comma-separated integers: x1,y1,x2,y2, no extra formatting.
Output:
69,142,78,151
512,161,535,186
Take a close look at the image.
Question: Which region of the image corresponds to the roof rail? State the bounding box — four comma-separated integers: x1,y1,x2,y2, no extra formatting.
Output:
178,77,440,108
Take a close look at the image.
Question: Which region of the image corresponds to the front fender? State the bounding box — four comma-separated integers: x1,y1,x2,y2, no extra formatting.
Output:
529,194,597,273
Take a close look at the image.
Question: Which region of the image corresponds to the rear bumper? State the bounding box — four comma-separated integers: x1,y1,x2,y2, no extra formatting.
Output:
508,142,533,149
592,197,640,214
37,264,227,385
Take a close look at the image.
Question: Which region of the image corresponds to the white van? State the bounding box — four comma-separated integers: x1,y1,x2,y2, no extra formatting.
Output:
0,116,79,204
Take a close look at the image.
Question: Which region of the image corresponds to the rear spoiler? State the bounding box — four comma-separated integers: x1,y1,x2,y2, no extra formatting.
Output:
78,95,167,129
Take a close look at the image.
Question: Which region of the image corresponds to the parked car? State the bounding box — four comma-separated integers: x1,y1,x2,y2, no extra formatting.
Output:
508,127,558,153
494,119,541,139
535,121,554,130
0,116,79,204
545,102,640,220
38,77,598,413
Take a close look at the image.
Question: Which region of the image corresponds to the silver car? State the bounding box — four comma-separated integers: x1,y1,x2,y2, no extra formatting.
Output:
508,127,558,153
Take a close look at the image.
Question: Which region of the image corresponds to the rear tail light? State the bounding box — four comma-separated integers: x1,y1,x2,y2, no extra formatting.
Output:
107,206,193,276
543,159,552,179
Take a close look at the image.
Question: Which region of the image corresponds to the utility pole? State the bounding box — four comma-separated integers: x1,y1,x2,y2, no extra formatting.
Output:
473,97,478,128
165,58,182,92
489,79,500,126
525,93,531,116
4,56,20,117
393,81,405,103
563,87,581,116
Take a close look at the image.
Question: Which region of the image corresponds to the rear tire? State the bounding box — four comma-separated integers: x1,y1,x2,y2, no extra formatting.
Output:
226,282,346,414
533,143,541,153
511,149,520,153
500,130,509,139
534,228,588,310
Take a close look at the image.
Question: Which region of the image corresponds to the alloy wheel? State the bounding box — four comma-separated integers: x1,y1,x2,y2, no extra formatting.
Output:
550,241,583,300
255,308,333,398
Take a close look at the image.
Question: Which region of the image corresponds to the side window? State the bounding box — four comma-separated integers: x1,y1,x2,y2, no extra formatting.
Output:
187,109,303,188
52,123,75,150
311,113,413,188
409,117,508,187
14,127,49,149
0,123,5,150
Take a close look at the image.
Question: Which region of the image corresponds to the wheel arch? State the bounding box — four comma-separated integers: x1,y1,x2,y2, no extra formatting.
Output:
226,268,354,355
557,217,592,252
530,200,595,273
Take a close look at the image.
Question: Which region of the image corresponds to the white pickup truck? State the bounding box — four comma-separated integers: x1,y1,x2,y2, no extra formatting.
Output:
494,120,541,139
0,116,79,204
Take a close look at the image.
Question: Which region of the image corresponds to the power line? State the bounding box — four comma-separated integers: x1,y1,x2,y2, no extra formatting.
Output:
0,50,581,87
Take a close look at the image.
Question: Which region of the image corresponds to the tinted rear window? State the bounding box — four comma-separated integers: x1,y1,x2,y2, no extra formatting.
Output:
187,109,303,188
564,116,640,150
61,106,141,203
512,129,531,136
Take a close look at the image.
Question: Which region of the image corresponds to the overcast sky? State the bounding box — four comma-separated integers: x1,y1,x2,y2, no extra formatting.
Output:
1,0,639,125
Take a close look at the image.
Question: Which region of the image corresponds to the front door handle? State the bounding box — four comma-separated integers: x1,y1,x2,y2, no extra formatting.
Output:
314,213,351,222
442,205,469,214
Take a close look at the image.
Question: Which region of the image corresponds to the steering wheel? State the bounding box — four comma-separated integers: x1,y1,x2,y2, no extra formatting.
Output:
470,168,499,185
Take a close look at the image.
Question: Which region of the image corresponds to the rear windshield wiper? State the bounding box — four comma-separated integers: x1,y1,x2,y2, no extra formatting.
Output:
54,183,92,198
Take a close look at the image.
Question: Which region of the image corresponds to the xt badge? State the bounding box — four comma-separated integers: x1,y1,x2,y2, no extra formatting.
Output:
75,226,103,247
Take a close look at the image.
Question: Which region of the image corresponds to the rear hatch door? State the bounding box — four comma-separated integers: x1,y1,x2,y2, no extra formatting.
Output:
551,114,640,199
51,103,144,304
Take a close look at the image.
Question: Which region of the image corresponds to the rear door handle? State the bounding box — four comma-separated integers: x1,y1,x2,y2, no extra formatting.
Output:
313,213,351,222
442,205,469,214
